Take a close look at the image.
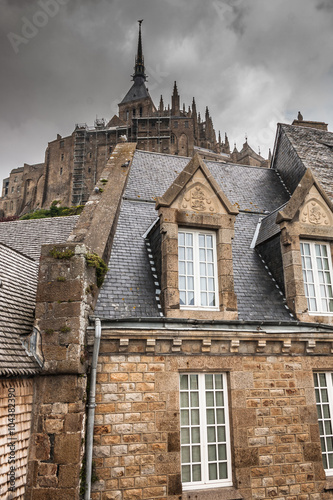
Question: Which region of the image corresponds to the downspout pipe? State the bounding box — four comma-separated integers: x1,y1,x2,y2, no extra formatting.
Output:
85,317,101,500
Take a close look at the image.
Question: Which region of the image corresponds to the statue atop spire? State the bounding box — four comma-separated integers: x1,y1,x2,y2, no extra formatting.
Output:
133,19,146,81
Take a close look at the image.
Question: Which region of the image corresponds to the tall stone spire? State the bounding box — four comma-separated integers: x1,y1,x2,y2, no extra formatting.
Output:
133,20,146,81
171,81,180,116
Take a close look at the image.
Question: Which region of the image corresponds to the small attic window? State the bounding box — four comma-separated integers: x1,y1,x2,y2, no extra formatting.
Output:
300,241,333,314
178,229,218,310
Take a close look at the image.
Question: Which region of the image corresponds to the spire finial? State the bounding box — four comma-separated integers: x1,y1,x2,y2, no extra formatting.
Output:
133,20,146,81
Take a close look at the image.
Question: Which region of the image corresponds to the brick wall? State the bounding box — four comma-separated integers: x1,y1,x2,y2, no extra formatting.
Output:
90,334,333,500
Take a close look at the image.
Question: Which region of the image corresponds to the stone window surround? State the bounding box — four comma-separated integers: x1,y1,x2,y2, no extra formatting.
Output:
158,207,238,320
276,169,333,325
279,222,333,324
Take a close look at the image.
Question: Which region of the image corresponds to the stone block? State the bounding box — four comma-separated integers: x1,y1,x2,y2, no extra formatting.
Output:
53,433,81,464
58,465,79,488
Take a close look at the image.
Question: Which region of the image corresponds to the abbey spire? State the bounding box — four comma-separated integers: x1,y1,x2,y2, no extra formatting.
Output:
132,20,146,82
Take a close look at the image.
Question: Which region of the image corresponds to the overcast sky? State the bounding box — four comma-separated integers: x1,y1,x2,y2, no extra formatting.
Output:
1,0,333,181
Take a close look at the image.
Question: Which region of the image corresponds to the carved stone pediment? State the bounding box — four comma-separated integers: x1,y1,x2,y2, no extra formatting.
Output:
301,199,330,226
179,182,217,213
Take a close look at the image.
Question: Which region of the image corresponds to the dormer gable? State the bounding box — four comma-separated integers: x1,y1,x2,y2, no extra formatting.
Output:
276,169,333,323
155,154,238,320
156,154,238,216
276,168,333,225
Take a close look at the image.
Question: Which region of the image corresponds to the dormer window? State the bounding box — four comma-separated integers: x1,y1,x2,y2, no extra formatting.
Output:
178,229,218,309
300,241,333,314
155,154,238,320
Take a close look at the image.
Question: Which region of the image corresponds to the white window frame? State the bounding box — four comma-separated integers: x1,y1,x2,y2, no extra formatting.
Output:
314,372,333,475
179,373,232,490
178,229,219,310
300,240,333,315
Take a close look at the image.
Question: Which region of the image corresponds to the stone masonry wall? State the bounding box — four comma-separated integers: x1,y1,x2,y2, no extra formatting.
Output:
90,334,333,500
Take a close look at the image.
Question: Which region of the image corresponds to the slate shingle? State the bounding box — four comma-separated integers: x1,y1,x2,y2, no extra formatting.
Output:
0,215,79,261
0,244,39,375
97,150,293,322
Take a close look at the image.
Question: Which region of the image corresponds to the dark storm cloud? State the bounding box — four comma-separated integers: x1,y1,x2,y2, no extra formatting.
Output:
0,0,333,179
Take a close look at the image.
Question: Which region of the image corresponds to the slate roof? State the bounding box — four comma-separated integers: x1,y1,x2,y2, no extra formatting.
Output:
0,215,79,375
279,124,333,201
124,151,289,212
0,244,39,375
96,150,293,322
95,200,160,318
233,213,292,321
255,204,287,247
120,79,150,104
0,215,79,261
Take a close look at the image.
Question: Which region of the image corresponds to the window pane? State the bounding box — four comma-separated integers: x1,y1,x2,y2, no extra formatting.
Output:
187,262,194,275
186,233,193,246
218,444,227,460
206,235,213,248
207,263,214,277
191,409,199,425
192,445,201,463
180,375,188,390
192,464,201,482
206,391,214,407
181,410,189,426
206,409,215,425
181,428,190,444
216,391,224,407
208,444,217,462
219,462,227,479
207,427,216,443
208,445,217,461
178,233,185,246
191,427,200,444
182,446,190,463
205,374,213,389
187,276,194,290
182,465,191,482
180,392,189,407
216,408,225,424
209,463,217,480
201,293,207,306
217,426,226,442
190,392,199,407
190,375,198,390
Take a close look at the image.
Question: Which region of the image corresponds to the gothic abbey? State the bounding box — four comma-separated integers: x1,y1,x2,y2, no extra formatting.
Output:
0,22,267,218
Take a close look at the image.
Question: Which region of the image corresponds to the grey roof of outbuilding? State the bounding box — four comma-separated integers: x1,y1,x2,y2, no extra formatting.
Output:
0,244,39,375
96,150,293,322
279,124,333,201
0,215,79,261
0,216,79,375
